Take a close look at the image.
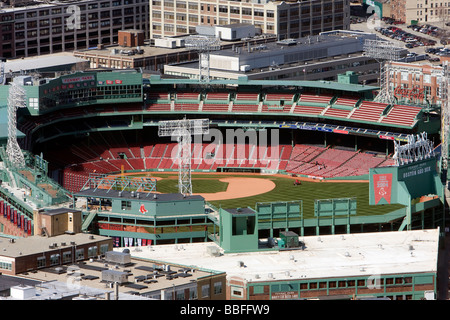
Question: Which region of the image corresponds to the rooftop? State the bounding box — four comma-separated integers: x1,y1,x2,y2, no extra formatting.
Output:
5,54,88,73
117,228,440,282
0,280,154,300
0,233,111,258
225,207,256,215
74,188,205,202
74,44,192,59
11,249,223,297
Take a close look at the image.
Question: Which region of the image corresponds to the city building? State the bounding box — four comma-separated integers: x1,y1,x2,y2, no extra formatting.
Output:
389,61,444,106
123,228,441,300
0,246,226,300
149,0,351,40
387,0,450,24
164,30,380,83
72,174,214,246
73,32,277,72
1,280,153,300
0,231,113,275
0,0,149,59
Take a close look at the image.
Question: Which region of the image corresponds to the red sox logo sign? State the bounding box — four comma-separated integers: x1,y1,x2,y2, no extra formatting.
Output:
139,204,148,214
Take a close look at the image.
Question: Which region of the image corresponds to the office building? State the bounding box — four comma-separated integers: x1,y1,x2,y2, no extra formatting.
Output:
0,0,149,59
149,0,351,40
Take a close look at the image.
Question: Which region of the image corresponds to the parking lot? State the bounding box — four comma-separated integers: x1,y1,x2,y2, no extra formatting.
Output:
350,19,449,63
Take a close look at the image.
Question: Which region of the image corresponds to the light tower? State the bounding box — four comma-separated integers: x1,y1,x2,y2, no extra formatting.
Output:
184,35,221,82
6,80,27,168
158,118,209,196
363,39,408,104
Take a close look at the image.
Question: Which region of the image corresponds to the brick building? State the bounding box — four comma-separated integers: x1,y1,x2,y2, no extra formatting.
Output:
149,0,351,40
125,228,441,300
0,0,149,59
389,61,444,106
0,232,113,275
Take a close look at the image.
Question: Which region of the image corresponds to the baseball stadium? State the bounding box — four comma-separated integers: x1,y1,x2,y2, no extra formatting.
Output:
0,66,446,252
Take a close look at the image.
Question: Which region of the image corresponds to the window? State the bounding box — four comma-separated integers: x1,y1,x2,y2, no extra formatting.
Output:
219,5,228,13
164,0,174,7
231,286,243,297
50,254,60,266
214,281,222,294
0,261,12,270
176,290,185,300
75,248,84,260
100,243,109,254
401,72,409,81
201,284,210,298
176,1,186,9
29,98,39,110
62,251,72,264
230,6,240,14
242,7,252,16
37,256,46,268
188,2,198,10
189,287,197,299
121,200,131,210
88,246,98,257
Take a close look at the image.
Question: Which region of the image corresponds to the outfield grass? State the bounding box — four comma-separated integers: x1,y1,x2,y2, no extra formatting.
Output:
154,177,229,194
208,176,404,218
137,173,404,218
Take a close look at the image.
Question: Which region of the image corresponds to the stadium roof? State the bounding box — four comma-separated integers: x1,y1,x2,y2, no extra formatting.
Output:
147,75,379,93
74,188,204,202
120,228,440,282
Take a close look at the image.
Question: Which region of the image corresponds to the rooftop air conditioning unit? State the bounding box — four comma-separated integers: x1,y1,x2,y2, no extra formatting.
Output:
240,65,251,72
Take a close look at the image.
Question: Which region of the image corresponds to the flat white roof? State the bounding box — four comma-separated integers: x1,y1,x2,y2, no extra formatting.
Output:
5,55,88,73
117,228,440,282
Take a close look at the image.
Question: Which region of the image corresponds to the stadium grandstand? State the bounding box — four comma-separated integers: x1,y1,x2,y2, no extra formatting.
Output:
0,66,447,301
0,69,445,244
9,71,438,192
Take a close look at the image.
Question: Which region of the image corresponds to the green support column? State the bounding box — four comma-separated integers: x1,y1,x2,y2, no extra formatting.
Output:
407,195,412,230
421,211,424,230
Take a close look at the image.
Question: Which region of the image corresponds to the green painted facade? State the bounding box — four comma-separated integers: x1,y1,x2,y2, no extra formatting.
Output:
243,272,436,300
0,71,143,117
76,190,210,246
369,157,443,230
219,207,258,253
